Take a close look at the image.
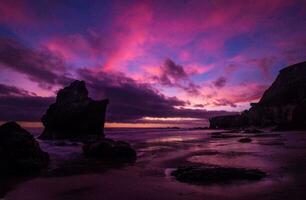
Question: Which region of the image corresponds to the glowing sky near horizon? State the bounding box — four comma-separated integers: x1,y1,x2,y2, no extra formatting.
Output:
0,0,306,126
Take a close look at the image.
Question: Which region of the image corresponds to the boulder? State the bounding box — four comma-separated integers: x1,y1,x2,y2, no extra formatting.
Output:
243,129,263,134
211,134,242,139
83,139,136,162
39,80,109,139
238,138,252,143
171,165,266,184
0,122,49,174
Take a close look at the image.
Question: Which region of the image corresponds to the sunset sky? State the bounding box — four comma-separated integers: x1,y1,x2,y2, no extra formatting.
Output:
0,0,306,127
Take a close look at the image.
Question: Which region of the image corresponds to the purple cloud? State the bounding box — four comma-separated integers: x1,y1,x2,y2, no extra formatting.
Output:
0,83,54,121
213,77,227,88
0,38,73,89
153,58,200,95
0,83,36,97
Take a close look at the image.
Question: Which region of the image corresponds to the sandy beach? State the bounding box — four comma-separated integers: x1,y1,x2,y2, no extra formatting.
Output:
2,128,306,200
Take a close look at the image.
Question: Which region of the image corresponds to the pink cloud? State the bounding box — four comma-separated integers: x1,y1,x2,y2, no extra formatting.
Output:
185,63,214,75
103,2,153,72
44,33,102,62
194,82,268,110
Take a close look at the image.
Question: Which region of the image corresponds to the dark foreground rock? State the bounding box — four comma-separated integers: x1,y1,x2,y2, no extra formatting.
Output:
83,139,137,162
211,133,242,139
0,122,49,174
39,80,109,139
171,165,266,184
209,114,248,129
210,61,306,130
243,129,263,134
238,138,252,143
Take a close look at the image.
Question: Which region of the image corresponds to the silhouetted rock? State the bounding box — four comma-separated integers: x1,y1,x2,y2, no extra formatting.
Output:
238,138,252,143
0,122,49,174
243,129,263,134
251,133,280,138
83,139,136,162
189,127,210,130
171,165,266,184
211,134,242,139
39,80,109,139
209,113,248,129
210,61,306,130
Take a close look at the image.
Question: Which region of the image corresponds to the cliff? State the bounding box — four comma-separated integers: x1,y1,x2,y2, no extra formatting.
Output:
210,61,306,130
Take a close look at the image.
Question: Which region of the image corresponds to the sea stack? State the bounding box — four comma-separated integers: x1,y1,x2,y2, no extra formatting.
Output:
39,80,109,139
210,61,306,130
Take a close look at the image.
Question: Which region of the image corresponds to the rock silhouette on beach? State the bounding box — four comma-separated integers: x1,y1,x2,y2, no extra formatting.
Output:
0,122,49,174
238,138,252,143
39,80,109,139
210,61,306,130
171,165,266,184
83,139,137,162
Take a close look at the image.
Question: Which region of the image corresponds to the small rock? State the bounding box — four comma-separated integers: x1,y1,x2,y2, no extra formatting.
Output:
243,129,263,134
53,141,68,146
83,139,136,162
171,165,266,184
238,138,252,143
211,134,242,139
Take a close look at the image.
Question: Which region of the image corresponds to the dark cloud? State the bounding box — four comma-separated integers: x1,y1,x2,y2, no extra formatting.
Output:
78,69,232,122
193,104,205,108
0,76,234,123
0,83,36,97
153,58,200,95
0,72,234,123
213,76,227,88
0,37,73,89
0,96,54,121
213,98,237,108
159,58,188,85
0,84,54,121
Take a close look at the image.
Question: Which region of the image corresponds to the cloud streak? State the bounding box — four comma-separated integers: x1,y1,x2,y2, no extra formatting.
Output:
0,38,72,89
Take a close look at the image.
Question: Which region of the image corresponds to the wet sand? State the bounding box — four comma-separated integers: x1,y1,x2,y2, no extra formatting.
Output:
4,129,306,200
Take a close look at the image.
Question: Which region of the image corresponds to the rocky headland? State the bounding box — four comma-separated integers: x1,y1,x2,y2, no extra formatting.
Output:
210,61,306,130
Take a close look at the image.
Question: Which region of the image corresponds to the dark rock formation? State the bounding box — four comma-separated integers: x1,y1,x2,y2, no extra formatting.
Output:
211,133,242,139
210,61,306,130
243,129,263,134
39,80,109,139
83,139,136,162
238,138,252,143
171,165,266,184
0,122,49,174
209,113,248,129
